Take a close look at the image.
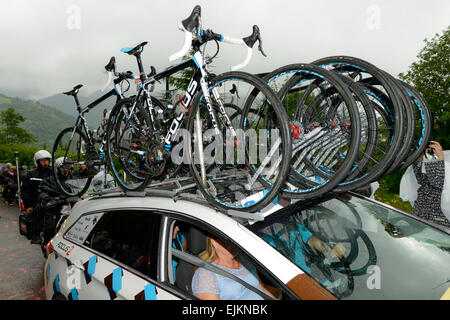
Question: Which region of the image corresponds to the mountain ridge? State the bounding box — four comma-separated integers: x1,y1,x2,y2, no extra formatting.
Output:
0,92,78,148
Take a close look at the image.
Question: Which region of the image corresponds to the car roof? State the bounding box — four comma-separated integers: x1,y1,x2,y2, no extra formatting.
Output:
66,176,450,235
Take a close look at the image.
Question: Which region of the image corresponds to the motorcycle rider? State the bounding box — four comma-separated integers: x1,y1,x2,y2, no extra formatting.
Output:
37,157,74,246
21,150,52,243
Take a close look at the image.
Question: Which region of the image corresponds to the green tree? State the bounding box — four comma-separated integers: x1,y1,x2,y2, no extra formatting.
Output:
399,26,450,149
167,50,214,97
0,107,36,145
375,26,449,213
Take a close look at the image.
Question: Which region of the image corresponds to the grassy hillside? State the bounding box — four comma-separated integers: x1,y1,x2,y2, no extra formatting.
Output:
0,93,76,149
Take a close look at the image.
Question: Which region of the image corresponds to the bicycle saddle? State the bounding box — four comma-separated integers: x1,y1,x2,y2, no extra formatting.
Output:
63,84,83,96
120,42,148,56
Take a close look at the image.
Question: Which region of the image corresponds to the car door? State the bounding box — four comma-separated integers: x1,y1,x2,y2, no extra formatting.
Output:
61,209,180,300
158,214,299,300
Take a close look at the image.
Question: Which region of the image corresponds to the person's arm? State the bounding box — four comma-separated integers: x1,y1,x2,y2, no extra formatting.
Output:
307,236,346,259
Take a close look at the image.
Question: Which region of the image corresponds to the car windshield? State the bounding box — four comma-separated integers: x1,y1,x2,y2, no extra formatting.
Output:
248,194,450,300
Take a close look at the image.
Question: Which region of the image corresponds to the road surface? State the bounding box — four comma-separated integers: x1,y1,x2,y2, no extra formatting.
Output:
0,201,46,300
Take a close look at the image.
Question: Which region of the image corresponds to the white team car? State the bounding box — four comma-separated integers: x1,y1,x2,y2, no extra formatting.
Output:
44,180,450,300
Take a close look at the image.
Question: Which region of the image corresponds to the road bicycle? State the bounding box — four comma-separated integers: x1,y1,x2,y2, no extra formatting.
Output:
106,5,292,212
52,57,135,196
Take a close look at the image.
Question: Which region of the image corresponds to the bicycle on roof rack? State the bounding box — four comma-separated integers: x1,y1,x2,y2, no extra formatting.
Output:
52,57,135,197
105,5,292,213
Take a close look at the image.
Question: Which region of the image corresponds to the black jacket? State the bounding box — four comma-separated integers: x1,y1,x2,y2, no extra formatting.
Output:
38,175,62,203
21,166,52,209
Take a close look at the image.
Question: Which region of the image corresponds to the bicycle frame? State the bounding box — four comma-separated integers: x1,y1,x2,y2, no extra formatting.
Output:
69,86,124,161
121,50,237,154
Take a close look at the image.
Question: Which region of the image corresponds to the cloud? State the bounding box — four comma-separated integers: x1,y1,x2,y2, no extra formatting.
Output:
0,0,448,99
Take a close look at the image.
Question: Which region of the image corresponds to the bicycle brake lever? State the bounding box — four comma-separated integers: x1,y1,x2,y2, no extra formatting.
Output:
243,25,267,57
257,36,267,57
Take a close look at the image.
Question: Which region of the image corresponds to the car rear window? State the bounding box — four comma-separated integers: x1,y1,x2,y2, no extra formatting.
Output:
249,194,450,300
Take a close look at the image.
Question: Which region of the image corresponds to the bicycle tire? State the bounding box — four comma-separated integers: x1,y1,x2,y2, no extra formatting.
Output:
52,127,93,197
186,71,292,212
262,63,361,199
395,80,432,170
106,97,152,192
378,71,416,175
312,56,405,184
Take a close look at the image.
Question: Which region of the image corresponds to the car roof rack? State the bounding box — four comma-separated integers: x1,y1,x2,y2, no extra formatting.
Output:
83,176,265,223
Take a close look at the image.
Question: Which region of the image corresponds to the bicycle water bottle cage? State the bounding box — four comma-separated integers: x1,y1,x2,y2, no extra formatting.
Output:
104,56,116,73
121,42,148,56
181,5,201,33
63,84,83,96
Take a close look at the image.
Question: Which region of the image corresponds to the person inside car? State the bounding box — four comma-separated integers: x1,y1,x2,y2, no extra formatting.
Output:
260,220,346,275
191,236,277,300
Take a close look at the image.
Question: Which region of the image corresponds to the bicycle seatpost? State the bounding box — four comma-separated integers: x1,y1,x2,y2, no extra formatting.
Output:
73,93,82,113
135,53,147,82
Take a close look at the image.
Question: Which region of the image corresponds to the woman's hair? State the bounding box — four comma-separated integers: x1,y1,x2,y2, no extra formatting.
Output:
198,237,217,262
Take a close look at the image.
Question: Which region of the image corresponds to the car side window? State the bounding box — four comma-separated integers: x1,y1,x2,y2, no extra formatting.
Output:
167,219,291,300
65,212,105,245
86,210,159,278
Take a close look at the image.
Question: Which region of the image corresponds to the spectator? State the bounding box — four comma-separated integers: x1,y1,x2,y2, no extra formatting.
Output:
400,141,449,228
21,150,52,243
0,166,7,195
0,166,7,184
3,178,17,206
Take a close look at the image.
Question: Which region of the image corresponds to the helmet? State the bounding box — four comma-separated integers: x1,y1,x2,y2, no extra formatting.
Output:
54,157,65,170
33,150,51,167
55,157,73,170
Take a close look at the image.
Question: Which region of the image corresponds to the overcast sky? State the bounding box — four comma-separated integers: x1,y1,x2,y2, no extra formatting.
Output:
0,0,448,100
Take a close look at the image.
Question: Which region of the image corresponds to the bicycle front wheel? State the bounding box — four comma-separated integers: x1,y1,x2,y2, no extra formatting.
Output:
186,71,292,212
52,127,93,197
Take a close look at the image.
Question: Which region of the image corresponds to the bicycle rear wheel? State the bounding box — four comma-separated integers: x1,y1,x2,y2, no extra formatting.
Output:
106,97,153,192
52,127,93,197
186,71,292,212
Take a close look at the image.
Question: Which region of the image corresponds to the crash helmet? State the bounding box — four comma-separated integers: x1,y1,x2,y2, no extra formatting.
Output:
33,150,51,167
55,157,73,174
